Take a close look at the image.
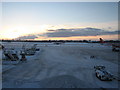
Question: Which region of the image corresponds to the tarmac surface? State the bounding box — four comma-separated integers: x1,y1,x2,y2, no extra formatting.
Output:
2,43,119,88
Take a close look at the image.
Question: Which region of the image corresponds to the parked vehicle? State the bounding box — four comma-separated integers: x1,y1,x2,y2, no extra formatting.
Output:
112,44,120,52
94,66,113,81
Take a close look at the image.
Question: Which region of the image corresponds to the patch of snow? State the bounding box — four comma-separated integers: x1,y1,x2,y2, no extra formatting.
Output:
2,42,119,88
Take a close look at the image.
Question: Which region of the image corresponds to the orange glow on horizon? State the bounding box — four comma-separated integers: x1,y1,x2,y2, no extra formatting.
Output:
34,34,119,41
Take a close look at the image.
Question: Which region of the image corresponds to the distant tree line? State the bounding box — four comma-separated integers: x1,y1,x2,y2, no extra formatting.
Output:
1,39,120,43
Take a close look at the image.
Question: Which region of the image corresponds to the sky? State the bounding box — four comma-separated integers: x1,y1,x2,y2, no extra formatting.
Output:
0,2,119,40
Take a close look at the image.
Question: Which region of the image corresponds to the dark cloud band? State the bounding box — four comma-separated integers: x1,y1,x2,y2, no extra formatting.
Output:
16,27,118,39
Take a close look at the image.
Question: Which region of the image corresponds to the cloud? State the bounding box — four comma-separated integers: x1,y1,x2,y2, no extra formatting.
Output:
16,34,38,40
45,27,118,37
16,27,118,40
47,30,56,32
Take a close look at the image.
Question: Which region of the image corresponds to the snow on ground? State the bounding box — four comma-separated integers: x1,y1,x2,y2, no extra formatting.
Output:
1,42,119,88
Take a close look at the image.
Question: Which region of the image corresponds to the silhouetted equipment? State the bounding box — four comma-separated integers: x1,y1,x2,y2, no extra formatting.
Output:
90,55,95,59
54,42,63,45
99,38,104,43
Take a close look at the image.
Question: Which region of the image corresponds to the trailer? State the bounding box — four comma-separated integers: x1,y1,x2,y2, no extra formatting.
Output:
3,49,19,61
